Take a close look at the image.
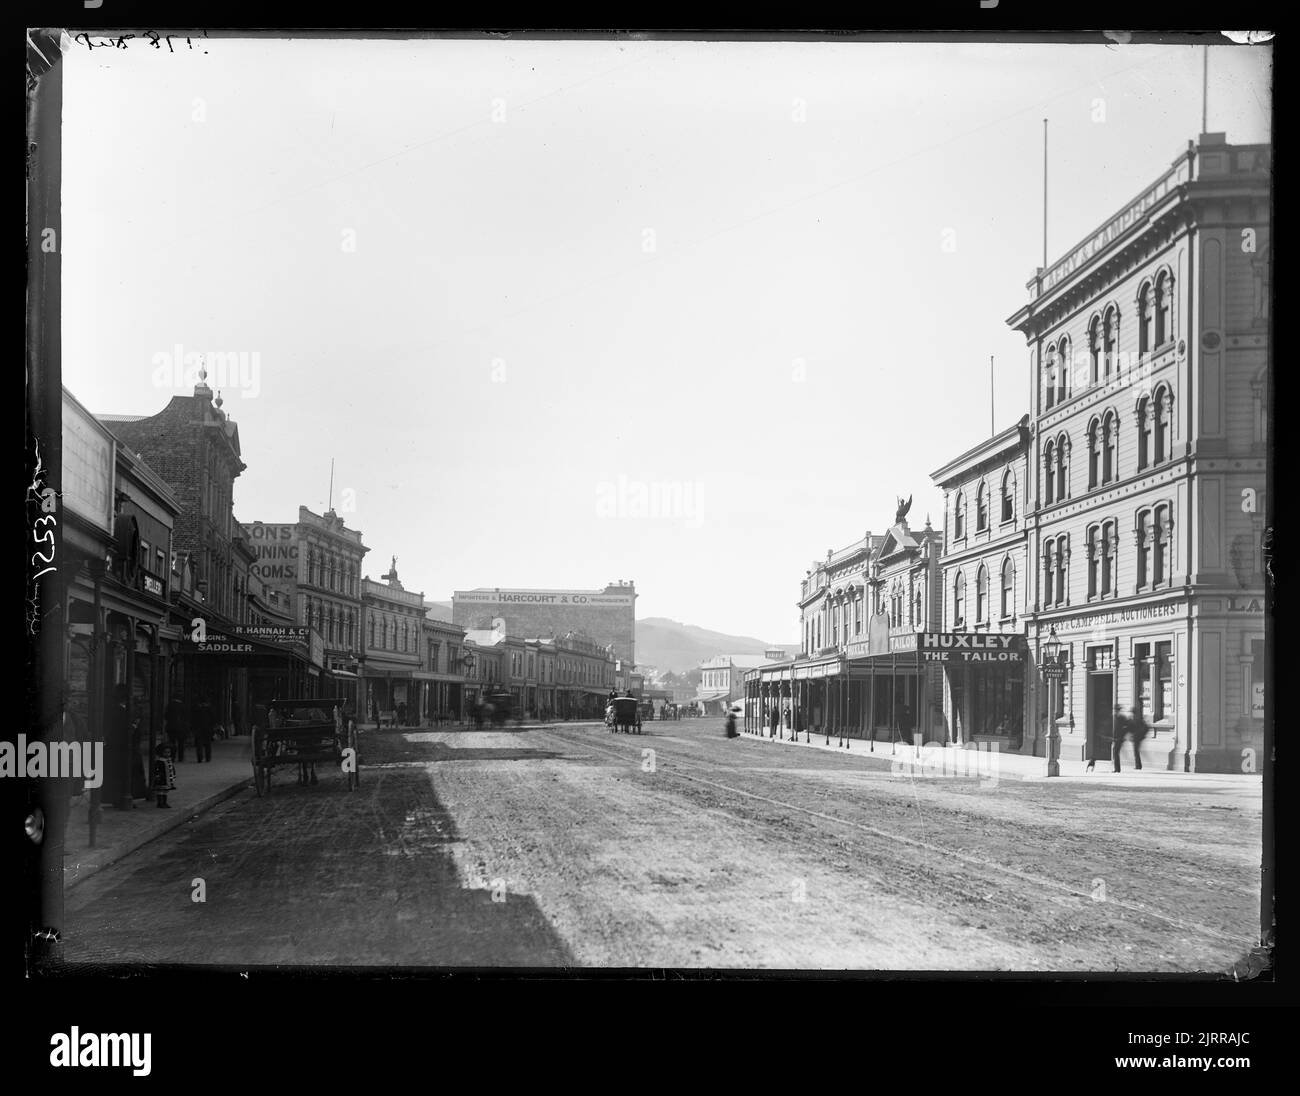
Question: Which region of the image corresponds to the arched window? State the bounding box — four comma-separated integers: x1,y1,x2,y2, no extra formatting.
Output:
1136,510,1151,588
1138,282,1154,356
1043,443,1055,506
1042,542,1054,607
1000,469,1014,522
1101,520,1116,597
976,482,989,531
1044,342,1057,410
1057,336,1071,402
369,616,375,647
1001,557,1015,618
1153,503,1171,586
976,564,989,622
1103,306,1118,379
1087,526,1100,599
1155,270,1172,346
1055,538,1068,605
1103,412,1118,484
305,600,314,629
1137,397,1151,470
1087,419,1101,489
954,492,966,539
1153,386,1172,464
954,572,966,626
1055,434,1068,501
1088,315,1102,385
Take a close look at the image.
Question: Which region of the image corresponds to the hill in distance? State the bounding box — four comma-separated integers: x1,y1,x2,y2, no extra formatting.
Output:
636,617,797,675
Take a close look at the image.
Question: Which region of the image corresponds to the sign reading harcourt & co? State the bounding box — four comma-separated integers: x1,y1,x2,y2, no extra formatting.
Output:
919,632,1025,663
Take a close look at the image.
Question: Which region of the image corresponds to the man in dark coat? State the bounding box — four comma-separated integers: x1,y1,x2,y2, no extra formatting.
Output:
165,691,188,762
193,694,214,763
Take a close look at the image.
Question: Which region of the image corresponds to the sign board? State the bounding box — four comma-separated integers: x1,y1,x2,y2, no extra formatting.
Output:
454,589,634,607
61,392,116,534
235,625,309,644
1051,602,1181,633
143,574,165,597
1252,681,1264,717
918,632,1025,664
245,523,299,582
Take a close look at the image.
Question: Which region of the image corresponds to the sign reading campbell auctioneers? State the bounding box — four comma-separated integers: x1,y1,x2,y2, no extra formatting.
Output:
919,632,1026,663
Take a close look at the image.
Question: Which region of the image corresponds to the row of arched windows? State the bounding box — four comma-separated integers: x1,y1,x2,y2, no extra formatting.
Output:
365,612,419,654
1043,385,1175,506
952,558,1017,627
306,548,358,596
304,600,358,649
1041,270,1174,412
953,469,1016,541
1037,503,1173,609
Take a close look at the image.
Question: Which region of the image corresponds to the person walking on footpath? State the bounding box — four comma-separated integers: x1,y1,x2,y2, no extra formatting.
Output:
152,740,176,808
165,691,188,762
725,704,739,739
193,693,214,763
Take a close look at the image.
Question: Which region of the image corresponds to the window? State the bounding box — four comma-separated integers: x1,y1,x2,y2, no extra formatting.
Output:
369,617,375,647
1087,526,1100,599
1055,538,1068,606
1042,543,1054,607
1088,315,1102,385
1087,419,1101,489
1153,503,1171,586
1103,306,1118,379
1103,411,1118,484
1138,282,1153,356
1044,343,1058,410
1001,558,1014,618
1136,397,1151,470
1057,337,1071,403
1136,511,1151,588
1153,386,1172,464
1043,442,1055,506
954,492,966,539
913,587,923,626
976,564,988,622
1055,434,1068,500
306,601,314,629
1101,520,1116,597
953,572,966,626
1155,270,1172,346
1154,641,1173,722
1000,470,1014,522
976,482,989,531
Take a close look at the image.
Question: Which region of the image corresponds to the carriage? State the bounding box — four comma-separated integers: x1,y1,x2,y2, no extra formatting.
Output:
251,697,359,796
606,695,643,735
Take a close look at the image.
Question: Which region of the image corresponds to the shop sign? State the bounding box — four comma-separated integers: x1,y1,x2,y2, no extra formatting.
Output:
918,632,1025,663
1052,602,1181,632
794,660,841,680
142,574,164,597
1252,681,1264,717
62,392,116,534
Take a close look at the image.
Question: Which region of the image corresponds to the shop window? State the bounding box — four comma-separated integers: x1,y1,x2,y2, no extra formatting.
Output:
1000,558,1014,618
1247,638,1265,720
1154,641,1173,723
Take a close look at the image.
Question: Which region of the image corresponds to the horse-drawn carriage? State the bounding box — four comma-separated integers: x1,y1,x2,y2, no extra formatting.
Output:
605,695,643,735
252,697,359,796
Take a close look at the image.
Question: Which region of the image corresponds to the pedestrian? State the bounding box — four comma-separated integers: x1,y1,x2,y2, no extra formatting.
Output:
152,740,177,808
769,703,778,738
397,700,408,727
165,691,187,762
193,693,214,763
725,705,739,739
1128,709,1150,771
107,684,139,807
371,697,380,727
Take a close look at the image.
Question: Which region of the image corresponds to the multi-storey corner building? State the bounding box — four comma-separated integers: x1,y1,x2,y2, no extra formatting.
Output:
361,559,426,721
930,416,1032,750
1007,132,1269,772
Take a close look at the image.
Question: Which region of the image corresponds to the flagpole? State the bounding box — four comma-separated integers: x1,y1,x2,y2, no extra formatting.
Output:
328,457,335,511
1202,45,1209,133
990,355,995,435
1042,118,1049,270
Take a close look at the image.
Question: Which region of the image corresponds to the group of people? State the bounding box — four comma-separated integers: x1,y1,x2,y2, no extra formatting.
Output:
101,686,223,811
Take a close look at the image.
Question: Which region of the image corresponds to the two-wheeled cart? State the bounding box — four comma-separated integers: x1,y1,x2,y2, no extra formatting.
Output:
252,697,359,796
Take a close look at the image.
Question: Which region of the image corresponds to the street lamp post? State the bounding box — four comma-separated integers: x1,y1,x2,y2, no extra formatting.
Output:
460,651,476,723
1043,626,1063,778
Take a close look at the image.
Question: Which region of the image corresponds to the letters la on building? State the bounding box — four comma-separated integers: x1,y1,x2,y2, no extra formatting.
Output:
744,133,1268,774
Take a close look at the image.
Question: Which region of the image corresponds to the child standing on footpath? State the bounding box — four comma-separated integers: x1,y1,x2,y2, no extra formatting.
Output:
152,742,177,808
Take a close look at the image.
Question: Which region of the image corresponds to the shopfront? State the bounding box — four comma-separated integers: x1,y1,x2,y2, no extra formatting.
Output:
923,631,1027,751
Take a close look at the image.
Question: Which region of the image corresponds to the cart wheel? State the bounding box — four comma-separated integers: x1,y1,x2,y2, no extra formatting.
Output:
348,720,360,791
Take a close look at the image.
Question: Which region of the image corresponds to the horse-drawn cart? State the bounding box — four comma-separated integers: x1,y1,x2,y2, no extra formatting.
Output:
252,697,359,796
606,695,643,735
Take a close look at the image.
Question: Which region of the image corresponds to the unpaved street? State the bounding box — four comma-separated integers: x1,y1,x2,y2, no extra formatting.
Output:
63,721,1262,971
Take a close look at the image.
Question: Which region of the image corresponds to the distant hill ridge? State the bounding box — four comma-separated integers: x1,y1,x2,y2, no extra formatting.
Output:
636,617,796,675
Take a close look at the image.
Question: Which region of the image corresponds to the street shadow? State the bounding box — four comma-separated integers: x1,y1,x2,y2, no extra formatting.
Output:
58,765,576,969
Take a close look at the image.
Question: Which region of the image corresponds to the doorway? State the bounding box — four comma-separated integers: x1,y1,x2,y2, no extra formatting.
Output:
1086,673,1114,762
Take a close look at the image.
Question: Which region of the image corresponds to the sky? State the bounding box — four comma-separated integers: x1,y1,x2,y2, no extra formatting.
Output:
59,34,1271,643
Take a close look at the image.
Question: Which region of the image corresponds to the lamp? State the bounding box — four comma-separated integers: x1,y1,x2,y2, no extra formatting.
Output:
1043,625,1063,777
1044,625,1061,666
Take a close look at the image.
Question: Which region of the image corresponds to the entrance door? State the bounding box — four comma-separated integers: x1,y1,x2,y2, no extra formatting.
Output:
1086,673,1114,762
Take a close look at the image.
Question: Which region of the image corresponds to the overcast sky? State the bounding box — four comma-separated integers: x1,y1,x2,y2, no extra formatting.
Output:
60,34,1271,643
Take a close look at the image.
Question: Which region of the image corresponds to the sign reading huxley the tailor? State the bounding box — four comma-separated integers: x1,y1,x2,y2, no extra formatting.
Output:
919,632,1025,663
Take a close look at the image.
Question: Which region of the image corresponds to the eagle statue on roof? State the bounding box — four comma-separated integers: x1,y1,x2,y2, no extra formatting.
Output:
895,494,913,525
